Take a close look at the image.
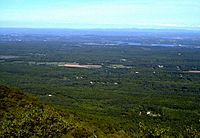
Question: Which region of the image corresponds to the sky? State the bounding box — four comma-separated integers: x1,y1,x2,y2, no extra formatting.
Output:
0,0,200,29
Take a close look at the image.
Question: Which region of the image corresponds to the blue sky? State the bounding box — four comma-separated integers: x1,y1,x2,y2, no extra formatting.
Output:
0,0,200,29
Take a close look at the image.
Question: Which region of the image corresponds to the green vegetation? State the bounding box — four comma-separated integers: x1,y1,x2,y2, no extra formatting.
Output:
0,86,98,137
0,40,200,137
0,85,199,137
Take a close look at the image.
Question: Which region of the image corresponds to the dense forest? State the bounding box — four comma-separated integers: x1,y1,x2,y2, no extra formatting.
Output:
0,85,199,137
0,32,200,137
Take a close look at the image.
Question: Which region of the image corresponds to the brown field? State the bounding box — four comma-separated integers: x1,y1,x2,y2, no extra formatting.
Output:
184,70,200,73
62,64,102,69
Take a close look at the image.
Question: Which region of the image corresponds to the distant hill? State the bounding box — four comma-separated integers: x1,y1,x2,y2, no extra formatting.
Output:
1,28,200,36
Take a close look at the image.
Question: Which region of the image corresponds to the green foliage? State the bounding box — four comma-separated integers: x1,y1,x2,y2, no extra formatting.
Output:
138,122,171,137
0,86,72,138
66,125,94,138
1,105,72,137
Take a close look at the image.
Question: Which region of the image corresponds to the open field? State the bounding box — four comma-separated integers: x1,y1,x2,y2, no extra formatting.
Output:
186,70,200,73
62,64,102,69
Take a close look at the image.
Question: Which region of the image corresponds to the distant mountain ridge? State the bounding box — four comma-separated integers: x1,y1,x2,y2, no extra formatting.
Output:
1,28,200,36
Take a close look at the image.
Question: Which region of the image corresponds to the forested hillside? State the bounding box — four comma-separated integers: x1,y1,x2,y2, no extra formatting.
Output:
0,85,99,138
0,31,200,137
0,85,199,137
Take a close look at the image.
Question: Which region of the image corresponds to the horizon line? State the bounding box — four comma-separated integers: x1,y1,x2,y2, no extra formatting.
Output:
1,27,200,31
